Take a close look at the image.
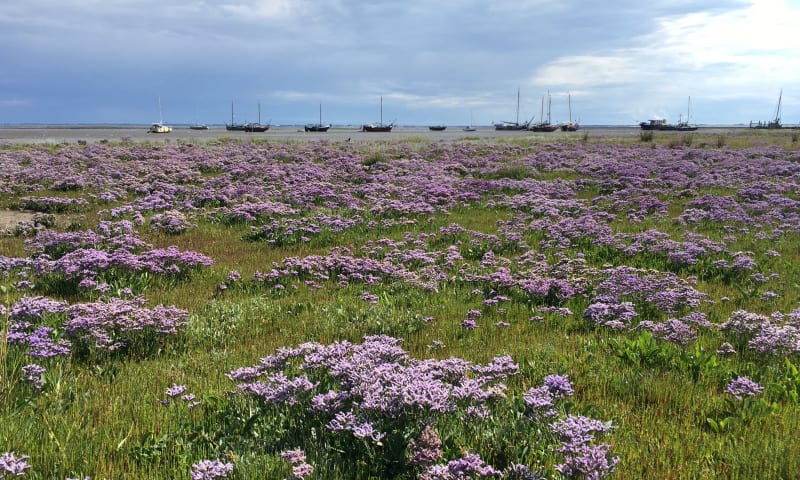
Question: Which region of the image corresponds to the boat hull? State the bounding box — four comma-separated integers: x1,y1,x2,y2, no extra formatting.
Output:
305,124,332,132
148,124,172,133
530,124,558,132
428,126,446,131
362,125,392,132
244,124,269,132
494,123,528,131
640,121,697,131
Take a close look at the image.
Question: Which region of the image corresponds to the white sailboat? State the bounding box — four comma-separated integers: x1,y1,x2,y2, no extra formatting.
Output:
560,92,579,131
148,97,172,133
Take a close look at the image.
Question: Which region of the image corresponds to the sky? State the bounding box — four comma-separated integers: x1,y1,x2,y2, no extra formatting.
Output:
2,0,799,126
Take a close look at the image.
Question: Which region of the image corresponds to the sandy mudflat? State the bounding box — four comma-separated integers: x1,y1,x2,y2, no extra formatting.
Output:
0,125,755,146
0,210,36,229
0,125,647,145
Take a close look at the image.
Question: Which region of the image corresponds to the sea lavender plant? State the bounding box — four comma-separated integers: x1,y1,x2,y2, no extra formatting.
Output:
0,451,31,477
726,377,764,400
189,459,234,480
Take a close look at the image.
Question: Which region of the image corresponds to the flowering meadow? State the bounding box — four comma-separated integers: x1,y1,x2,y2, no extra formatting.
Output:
2,131,800,479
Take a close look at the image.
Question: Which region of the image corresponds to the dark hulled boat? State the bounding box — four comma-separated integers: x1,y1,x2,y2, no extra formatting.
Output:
750,90,783,129
244,123,269,132
225,102,246,131
362,124,393,132
305,124,331,132
529,91,558,132
244,102,270,132
428,125,446,131
362,96,394,132
494,87,530,130
305,104,332,132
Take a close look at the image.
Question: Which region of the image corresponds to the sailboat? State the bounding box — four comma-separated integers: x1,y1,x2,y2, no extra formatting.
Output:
148,97,172,133
750,90,783,129
305,104,332,132
190,107,208,130
560,92,579,131
494,87,530,130
463,110,477,132
362,96,394,132
244,102,270,132
675,96,698,131
530,91,558,132
225,102,246,131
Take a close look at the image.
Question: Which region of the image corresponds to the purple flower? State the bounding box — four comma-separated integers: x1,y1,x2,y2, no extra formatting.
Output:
461,318,478,330
583,301,637,329
22,364,46,391
421,452,500,479
280,449,306,464
551,415,614,448
717,342,736,355
408,426,443,467
0,451,31,477
543,374,574,399
290,462,314,479
726,377,764,399
555,443,619,480
190,459,234,480
166,384,187,397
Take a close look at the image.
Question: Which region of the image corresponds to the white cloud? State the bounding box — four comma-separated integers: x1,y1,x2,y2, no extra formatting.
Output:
219,0,300,20
526,0,800,121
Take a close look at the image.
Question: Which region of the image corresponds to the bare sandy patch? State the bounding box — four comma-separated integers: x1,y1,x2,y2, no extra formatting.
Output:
0,209,37,229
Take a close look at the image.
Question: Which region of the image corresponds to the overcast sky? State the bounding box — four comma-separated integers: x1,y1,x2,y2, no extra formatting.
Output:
2,0,799,126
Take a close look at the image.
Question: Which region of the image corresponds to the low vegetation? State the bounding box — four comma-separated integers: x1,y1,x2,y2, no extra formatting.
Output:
1,131,800,479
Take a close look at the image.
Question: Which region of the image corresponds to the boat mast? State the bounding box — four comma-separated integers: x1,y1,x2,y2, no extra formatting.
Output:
539,94,544,125
547,90,552,125
568,92,572,123
157,96,164,124
258,102,261,124
516,87,520,125
319,103,322,125
231,102,234,126
775,89,782,124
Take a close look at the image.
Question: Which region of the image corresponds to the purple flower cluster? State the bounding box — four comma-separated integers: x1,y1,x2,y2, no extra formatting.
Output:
7,295,188,358
408,425,443,468
594,266,706,315
227,335,527,468
725,377,764,399
583,301,637,330
636,319,698,346
149,210,194,234
280,449,314,479
420,452,500,479
22,364,46,391
17,196,88,213
721,309,800,355
189,459,234,480
0,451,31,477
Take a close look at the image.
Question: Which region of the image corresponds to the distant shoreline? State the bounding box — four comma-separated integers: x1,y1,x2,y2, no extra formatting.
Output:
0,125,791,146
